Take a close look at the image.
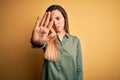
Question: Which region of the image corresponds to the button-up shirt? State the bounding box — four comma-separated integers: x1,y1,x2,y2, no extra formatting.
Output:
31,33,83,80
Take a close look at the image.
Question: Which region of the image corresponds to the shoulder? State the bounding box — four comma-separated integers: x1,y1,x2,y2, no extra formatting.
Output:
68,34,80,44
69,34,80,41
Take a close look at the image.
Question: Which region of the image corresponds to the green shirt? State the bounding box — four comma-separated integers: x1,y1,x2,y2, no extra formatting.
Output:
32,33,83,80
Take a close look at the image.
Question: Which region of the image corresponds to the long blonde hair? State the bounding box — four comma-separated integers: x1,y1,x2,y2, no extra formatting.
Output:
45,5,69,61
45,28,58,61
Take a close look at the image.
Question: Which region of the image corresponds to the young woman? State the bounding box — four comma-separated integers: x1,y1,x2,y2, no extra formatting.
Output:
31,5,83,80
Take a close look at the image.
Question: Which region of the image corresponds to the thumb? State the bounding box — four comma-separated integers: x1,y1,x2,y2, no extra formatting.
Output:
49,28,56,37
47,28,56,41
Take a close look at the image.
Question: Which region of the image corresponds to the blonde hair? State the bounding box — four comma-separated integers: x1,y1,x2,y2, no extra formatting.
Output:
45,29,58,61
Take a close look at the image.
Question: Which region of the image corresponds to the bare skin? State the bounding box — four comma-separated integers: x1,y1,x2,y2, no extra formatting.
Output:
51,10,66,41
31,12,56,45
31,10,66,45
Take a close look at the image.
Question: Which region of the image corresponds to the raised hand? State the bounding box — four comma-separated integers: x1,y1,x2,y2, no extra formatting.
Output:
31,12,56,45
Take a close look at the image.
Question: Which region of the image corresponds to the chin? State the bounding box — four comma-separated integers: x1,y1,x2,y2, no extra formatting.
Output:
55,30,60,33
55,31,59,33
54,29,59,32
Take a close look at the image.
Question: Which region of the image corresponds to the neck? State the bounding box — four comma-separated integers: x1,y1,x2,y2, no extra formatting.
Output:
57,30,66,41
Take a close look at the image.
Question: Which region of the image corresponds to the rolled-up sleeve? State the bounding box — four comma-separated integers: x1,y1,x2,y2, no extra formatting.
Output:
30,39,46,48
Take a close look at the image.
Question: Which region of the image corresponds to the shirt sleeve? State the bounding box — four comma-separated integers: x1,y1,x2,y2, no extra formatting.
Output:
76,37,83,80
30,39,46,48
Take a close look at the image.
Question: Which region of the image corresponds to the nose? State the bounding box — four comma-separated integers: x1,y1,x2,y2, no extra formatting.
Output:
53,20,58,26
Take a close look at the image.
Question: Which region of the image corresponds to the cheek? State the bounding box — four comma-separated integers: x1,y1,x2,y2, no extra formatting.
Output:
59,19,65,26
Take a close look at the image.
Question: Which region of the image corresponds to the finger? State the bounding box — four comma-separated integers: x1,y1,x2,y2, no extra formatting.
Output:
47,18,54,30
50,28,56,34
34,16,41,28
40,12,47,26
44,12,51,27
48,28,56,38
48,33,56,38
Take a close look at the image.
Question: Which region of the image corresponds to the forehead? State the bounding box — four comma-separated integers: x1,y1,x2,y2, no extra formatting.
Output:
51,9,63,17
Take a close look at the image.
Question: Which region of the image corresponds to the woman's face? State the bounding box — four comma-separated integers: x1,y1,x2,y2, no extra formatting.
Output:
51,9,65,33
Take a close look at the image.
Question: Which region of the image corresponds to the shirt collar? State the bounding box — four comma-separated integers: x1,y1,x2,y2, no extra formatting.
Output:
65,33,70,38
56,33,70,39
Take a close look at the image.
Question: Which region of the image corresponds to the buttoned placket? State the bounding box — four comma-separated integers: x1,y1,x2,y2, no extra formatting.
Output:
57,36,67,80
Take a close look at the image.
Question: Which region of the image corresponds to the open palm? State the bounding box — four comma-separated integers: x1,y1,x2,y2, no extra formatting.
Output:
32,12,56,44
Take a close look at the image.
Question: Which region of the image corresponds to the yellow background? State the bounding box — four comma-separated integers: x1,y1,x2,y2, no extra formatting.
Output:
0,0,120,80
